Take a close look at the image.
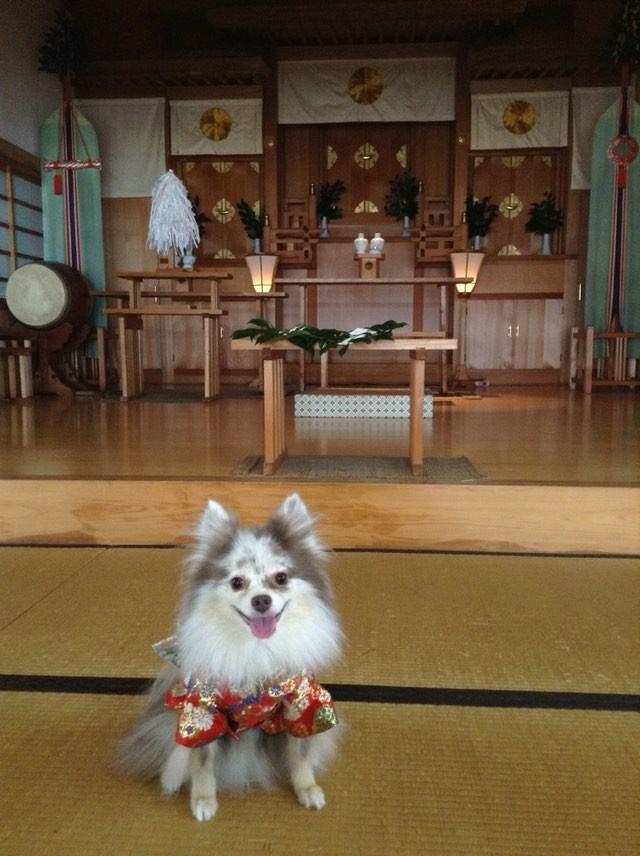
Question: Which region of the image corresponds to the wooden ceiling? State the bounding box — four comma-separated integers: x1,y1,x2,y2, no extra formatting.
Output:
70,0,619,94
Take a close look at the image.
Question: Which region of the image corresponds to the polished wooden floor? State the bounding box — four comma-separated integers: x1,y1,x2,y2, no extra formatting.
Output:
1,385,638,484
1,385,639,553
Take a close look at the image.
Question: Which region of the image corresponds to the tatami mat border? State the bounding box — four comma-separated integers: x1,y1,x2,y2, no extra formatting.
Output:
1,674,638,712
1,544,638,559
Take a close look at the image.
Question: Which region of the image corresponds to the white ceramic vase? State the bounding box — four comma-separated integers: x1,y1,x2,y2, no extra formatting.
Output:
471,234,482,251
253,237,262,253
369,232,385,255
354,232,369,254
181,253,196,271
540,233,552,255
320,216,329,238
402,215,411,236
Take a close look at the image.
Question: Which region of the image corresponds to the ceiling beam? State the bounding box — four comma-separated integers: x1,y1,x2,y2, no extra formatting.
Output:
199,0,527,27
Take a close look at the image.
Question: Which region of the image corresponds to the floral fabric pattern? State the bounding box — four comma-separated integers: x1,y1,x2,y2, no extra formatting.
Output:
165,672,337,747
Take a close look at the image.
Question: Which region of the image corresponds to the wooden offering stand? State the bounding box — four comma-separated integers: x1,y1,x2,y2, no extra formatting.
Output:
354,252,385,279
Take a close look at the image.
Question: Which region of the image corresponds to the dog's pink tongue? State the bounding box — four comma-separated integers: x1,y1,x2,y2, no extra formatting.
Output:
249,616,278,639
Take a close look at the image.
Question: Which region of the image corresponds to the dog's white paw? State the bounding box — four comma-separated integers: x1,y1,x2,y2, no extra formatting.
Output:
160,745,189,794
191,796,219,822
296,784,326,810
160,767,184,795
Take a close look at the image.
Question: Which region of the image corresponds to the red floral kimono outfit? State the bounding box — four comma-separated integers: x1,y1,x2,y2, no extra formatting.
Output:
165,672,337,748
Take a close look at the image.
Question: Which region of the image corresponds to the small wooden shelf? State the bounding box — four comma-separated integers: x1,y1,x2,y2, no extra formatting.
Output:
468,291,564,301
483,254,577,263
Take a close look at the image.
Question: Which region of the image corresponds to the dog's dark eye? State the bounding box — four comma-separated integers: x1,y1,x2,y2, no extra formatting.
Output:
230,576,245,591
274,572,288,586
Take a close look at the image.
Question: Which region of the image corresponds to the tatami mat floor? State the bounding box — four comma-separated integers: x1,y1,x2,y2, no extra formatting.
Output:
1,695,637,856
1,548,638,693
1,547,638,855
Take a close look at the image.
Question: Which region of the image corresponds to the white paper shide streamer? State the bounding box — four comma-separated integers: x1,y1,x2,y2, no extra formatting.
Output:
147,170,200,256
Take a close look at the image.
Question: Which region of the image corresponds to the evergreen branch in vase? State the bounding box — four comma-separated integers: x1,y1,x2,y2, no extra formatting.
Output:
525,192,564,235
315,180,346,221
465,194,499,239
384,171,420,220
237,199,265,240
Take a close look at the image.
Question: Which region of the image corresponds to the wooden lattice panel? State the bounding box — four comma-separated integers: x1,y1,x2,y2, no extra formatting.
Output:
413,224,465,264
268,227,318,267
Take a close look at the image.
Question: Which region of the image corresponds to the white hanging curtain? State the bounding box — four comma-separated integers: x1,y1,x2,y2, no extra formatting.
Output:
170,99,263,155
76,98,165,198
471,91,569,150
278,57,455,124
571,87,620,189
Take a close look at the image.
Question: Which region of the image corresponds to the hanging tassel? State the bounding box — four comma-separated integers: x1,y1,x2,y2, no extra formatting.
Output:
147,169,200,257
53,174,63,195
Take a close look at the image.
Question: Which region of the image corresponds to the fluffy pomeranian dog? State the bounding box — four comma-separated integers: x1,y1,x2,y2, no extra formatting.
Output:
118,493,343,821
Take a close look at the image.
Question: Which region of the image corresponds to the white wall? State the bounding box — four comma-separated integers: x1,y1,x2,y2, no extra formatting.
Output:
0,0,61,156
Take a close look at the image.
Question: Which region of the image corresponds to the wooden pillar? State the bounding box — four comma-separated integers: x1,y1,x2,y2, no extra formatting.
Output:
203,315,221,400
96,327,107,392
262,350,287,475
118,316,143,400
163,95,171,169
412,283,424,331
18,340,33,399
6,165,24,398
584,326,594,394
451,47,470,233
409,349,426,476
262,54,279,229
320,350,329,389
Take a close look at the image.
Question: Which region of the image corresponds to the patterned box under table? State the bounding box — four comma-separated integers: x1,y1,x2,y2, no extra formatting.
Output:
294,393,434,419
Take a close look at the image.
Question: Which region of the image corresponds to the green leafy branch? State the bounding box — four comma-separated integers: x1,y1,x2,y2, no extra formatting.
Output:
465,194,499,238
384,171,420,220
525,192,563,235
237,199,264,240
316,180,346,221
231,319,407,355
39,9,86,81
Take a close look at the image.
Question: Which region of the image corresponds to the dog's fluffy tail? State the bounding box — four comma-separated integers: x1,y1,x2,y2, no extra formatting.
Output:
115,665,178,781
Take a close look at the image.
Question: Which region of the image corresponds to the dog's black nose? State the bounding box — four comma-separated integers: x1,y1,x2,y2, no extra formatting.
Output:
251,594,272,614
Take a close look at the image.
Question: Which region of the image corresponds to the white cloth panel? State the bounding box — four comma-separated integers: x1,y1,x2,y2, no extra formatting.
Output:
278,58,455,124
571,87,620,190
471,91,569,150
170,99,262,155
77,99,165,198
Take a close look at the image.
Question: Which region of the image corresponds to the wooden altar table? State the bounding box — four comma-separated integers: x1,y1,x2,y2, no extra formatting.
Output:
273,276,470,391
103,270,285,400
105,269,231,400
231,336,458,475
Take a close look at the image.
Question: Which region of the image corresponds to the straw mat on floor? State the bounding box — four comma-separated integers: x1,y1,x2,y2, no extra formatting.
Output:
0,548,637,695
234,454,483,482
1,693,637,856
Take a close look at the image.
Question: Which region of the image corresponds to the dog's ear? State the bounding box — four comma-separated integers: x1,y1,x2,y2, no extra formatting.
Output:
267,493,323,553
193,499,238,550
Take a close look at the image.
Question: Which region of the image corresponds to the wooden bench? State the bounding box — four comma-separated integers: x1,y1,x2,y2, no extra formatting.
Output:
0,338,33,399
570,326,640,393
105,306,223,400
99,290,287,400
231,336,457,475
